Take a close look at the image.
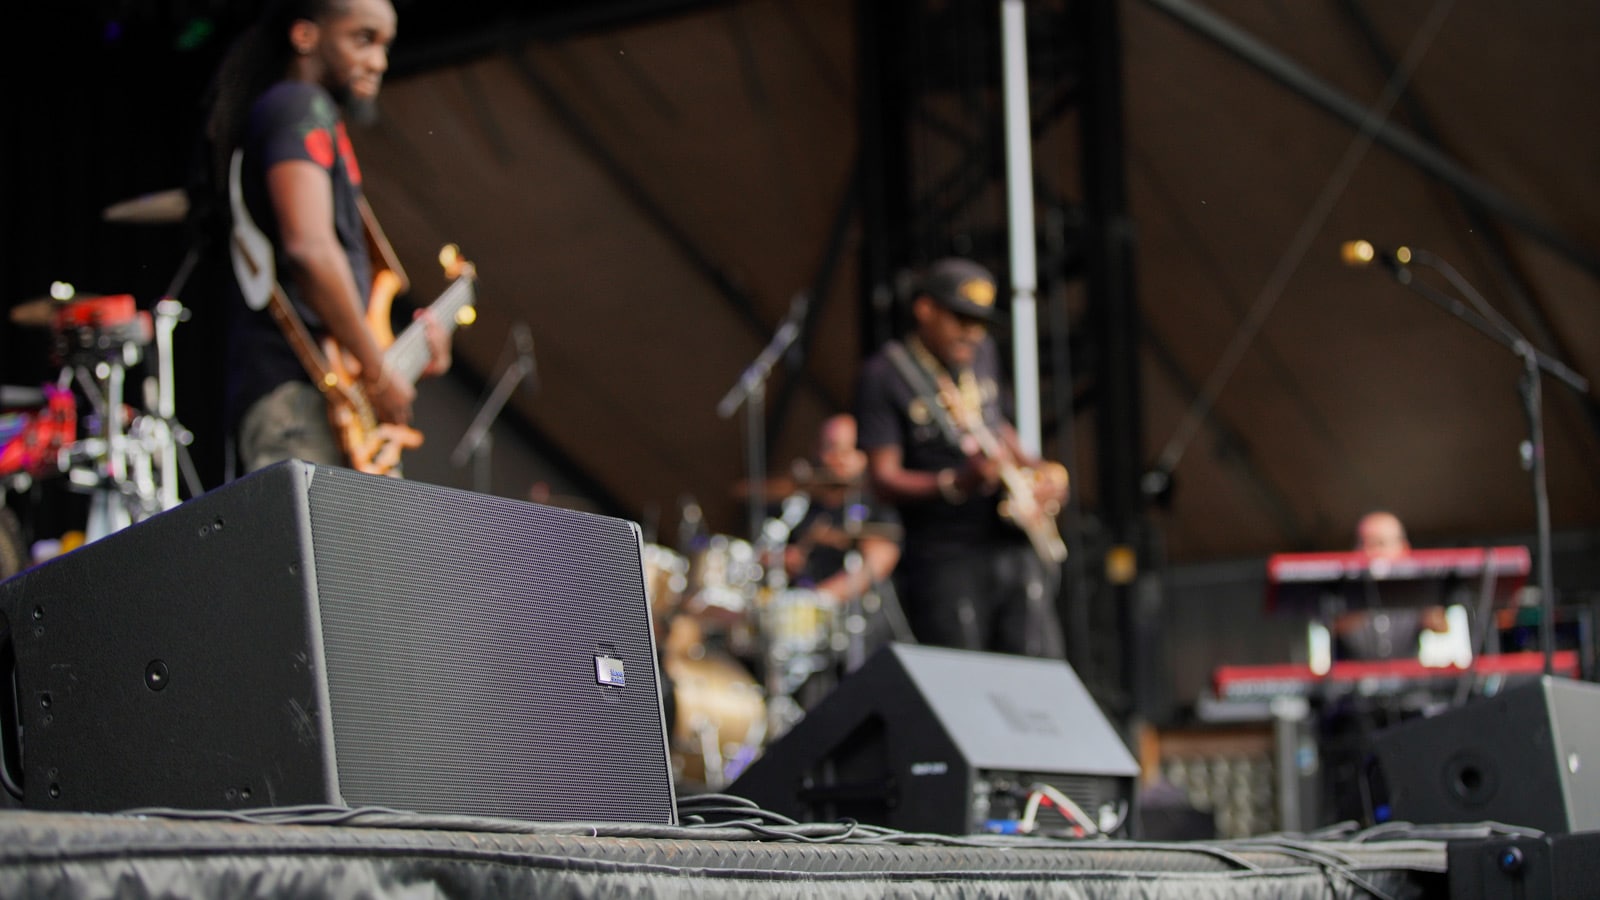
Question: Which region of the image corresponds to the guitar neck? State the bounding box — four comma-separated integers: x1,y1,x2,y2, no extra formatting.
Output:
964,416,1008,464
383,272,475,386
936,378,1009,464
970,421,1036,501
937,379,1068,564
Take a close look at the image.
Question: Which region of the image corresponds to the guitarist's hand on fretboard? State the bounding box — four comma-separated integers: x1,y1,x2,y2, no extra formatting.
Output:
361,364,416,427
415,308,453,378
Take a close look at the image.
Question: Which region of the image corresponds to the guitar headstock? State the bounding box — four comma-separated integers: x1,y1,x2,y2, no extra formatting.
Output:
437,244,478,327
437,243,477,281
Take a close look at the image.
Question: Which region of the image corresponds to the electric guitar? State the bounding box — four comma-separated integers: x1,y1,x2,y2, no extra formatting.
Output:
931,375,1069,566
323,243,477,475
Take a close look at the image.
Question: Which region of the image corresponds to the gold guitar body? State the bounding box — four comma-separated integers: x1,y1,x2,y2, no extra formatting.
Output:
323,268,421,477
936,381,1069,566
321,246,477,477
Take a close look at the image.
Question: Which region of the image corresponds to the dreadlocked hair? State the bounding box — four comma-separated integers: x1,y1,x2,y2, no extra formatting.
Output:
185,0,352,244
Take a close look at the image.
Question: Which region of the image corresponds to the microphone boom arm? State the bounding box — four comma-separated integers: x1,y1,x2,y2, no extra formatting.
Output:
450,323,538,493
1356,243,1587,677
716,292,811,539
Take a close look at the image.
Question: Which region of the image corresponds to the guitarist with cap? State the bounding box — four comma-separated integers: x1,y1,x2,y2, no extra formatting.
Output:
855,257,1070,659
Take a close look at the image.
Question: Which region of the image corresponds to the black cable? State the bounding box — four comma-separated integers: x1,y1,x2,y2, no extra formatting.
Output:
676,791,772,814
121,804,415,827
122,799,1386,888
678,806,803,827
703,819,868,844
1341,819,1543,843
114,797,1460,895
1227,837,1405,900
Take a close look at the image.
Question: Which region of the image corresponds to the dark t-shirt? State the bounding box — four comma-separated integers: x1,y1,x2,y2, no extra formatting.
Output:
855,336,1021,557
225,81,372,430
779,490,901,589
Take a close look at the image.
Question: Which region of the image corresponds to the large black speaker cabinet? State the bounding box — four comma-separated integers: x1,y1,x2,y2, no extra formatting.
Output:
1369,675,1600,834
727,643,1138,835
0,460,675,823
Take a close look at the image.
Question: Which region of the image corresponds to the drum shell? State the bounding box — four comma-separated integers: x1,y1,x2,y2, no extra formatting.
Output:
661,618,765,789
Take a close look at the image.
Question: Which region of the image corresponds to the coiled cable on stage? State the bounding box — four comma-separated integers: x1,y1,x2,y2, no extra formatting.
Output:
116,795,1279,862
83,798,1487,898
117,794,1514,896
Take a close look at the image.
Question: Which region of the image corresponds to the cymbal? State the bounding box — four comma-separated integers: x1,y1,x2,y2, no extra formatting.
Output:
9,292,107,328
102,188,188,225
732,471,862,500
8,298,55,328
1,385,46,407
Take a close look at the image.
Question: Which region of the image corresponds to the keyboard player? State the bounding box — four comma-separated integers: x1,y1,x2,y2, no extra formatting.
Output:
1328,511,1452,662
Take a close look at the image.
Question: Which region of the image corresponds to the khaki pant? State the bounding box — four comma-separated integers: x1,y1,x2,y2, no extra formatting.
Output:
237,381,344,473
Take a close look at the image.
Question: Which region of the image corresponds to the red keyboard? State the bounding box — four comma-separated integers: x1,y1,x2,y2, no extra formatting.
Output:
1214,650,1576,701
1266,546,1530,613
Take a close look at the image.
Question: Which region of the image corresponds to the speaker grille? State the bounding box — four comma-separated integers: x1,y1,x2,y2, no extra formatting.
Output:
305,470,674,823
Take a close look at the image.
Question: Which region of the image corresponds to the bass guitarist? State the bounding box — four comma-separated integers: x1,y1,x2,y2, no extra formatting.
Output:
855,257,1070,659
192,0,453,476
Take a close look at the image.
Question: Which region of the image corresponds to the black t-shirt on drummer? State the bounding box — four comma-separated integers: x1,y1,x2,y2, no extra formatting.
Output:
854,336,1022,559
780,491,900,590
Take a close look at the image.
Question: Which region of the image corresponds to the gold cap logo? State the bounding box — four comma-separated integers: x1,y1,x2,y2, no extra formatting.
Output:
960,278,995,307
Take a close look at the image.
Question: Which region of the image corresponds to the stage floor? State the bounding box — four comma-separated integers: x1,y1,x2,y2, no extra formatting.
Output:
0,804,1454,899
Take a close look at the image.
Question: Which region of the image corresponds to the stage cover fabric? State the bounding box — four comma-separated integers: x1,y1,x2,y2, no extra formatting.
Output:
0,806,1451,899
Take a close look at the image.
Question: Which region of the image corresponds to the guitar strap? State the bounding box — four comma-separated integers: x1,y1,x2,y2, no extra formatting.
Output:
227,150,375,443
883,339,965,448
228,153,341,396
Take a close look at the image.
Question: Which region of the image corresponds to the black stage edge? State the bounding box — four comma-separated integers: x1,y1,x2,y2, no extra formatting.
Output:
0,805,1461,899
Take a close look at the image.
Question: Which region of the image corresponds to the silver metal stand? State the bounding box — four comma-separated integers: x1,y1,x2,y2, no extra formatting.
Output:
450,323,537,495
716,292,808,540
53,282,197,543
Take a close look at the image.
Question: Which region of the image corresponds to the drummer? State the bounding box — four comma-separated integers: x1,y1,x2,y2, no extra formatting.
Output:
778,413,901,624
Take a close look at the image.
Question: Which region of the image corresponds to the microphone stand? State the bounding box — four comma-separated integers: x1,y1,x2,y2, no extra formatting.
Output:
151,246,205,507
717,293,809,540
450,322,537,495
1376,248,1589,676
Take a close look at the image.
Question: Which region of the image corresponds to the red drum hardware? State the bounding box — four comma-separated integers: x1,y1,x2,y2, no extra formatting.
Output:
4,280,194,550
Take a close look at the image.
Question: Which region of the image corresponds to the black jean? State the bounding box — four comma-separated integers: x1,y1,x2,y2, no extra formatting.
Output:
899,540,1065,659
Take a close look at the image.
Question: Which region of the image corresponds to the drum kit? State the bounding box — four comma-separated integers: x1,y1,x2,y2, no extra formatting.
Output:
1,189,197,576
645,471,906,792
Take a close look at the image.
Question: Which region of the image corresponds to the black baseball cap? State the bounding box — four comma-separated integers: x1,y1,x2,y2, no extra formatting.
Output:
917,257,1003,323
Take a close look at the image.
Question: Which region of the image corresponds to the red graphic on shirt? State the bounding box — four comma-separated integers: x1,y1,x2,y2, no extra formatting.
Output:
336,122,362,185
304,127,335,168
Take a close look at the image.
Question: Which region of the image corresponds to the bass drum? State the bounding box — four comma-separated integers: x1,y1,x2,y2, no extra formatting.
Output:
662,618,766,790
761,588,840,660
640,543,689,638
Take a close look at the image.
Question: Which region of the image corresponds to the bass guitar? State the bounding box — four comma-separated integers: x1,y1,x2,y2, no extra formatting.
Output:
322,243,477,475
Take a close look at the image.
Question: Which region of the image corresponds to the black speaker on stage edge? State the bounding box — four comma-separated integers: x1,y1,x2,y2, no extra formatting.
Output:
1370,675,1600,835
728,643,1139,836
0,460,676,824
